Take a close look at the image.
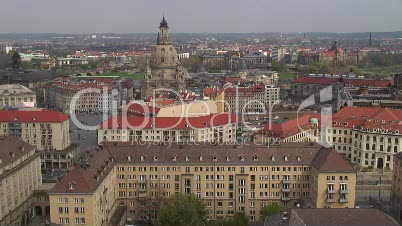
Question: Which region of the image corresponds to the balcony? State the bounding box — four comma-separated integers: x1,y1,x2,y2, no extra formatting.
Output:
326,199,335,203
340,198,348,203
138,179,147,183
327,189,336,194
139,187,147,192
282,180,291,184
282,188,290,192
340,189,348,194
281,196,290,201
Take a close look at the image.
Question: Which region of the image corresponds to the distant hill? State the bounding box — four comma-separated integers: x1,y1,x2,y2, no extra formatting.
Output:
0,31,401,41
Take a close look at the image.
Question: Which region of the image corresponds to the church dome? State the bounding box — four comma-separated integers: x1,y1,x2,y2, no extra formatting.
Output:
309,117,319,124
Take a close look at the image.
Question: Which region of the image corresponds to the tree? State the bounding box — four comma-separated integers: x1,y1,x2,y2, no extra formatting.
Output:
231,211,249,226
158,194,208,226
260,202,283,221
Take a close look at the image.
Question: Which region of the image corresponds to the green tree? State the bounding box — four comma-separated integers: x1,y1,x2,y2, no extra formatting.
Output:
158,194,208,226
318,63,331,74
307,64,318,74
231,211,249,226
260,202,283,221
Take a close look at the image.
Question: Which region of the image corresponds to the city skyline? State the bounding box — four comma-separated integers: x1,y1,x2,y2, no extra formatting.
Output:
1,0,402,33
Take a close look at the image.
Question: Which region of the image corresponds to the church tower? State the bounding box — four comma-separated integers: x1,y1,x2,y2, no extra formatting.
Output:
141,16,189,100
158,16,171,45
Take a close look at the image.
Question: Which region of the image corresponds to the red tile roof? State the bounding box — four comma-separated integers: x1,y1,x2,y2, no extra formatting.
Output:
203,87,223,98
50,147,116,194
121,103,161,116
99,113,238,130
0,110,69,123
312,148,355,172
260,113,320,138
332,106,402,131
293,76,393,88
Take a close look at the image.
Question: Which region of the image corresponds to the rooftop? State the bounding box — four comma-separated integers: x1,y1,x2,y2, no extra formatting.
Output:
50,142,354,194
0,84,35,95
99,113,238,129
293,76,394,88
286,208,399,226
0,110,69,123
0,136,36,171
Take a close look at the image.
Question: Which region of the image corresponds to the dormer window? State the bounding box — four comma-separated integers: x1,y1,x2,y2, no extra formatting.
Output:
185,155,190,161
253,155,258,161
213,155,217,161
172,155,177,161
297,155,302,161
226,155,231,162
154,156,158,162
239,155,245,161
199,155,203,161
68,182,76,190
271,155,275,161
140,155,145,162
284,155,289,161
127,155,132,161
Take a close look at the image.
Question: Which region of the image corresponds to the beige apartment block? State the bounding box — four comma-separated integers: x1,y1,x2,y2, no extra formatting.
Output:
48,142,356,225
391,152,402,223
0,136,42,226
0,110,71,151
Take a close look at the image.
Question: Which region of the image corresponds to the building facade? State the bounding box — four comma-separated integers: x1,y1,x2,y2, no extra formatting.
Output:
98,114,238,144
0,84,36,108
257,107,402,169
0,110,70,151
391,152,402,223
48,142,356,225
45,78,133,113
0,136,42,226
225,85,280,113
141,17,188,99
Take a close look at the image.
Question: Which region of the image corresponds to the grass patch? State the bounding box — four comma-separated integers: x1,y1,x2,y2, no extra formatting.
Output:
278,72,298,79
357,65,402,76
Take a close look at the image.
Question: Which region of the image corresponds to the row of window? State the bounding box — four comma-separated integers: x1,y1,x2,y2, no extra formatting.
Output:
59,217,85,224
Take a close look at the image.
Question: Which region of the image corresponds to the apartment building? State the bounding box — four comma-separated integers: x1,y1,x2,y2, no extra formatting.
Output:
49,148,117,226
225,85,280,113
0,110,77,176
391,152,402,223
0,84,36,108
98,113,238,144
45,78,134,113
49,142,356,225
271,48,287,62
0,110,70,151
257,106,402,169
0,136,42,226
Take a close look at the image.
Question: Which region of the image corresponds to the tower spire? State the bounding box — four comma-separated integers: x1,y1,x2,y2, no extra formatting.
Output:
158,15,170,45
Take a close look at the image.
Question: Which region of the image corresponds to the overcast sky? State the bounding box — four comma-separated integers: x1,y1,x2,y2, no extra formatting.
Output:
1,0,401,33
